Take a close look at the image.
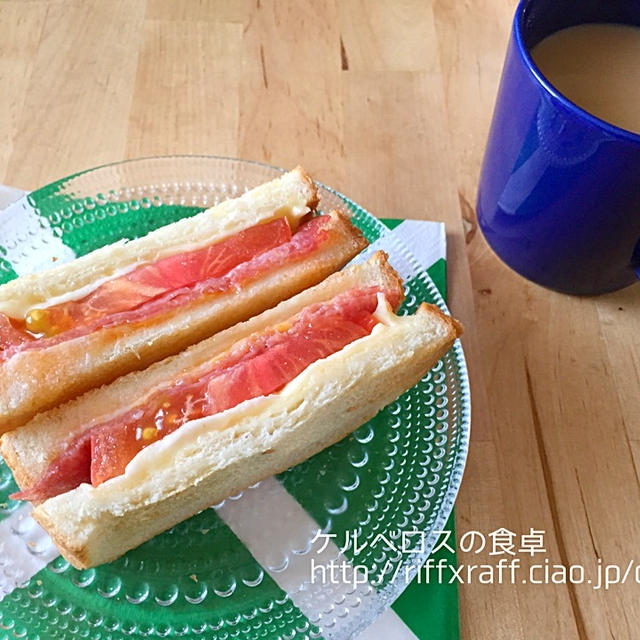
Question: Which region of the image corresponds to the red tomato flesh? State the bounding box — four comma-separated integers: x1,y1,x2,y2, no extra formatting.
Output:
0,314,32,350
1,217,290,341
13,286,397,502
0,215,330,361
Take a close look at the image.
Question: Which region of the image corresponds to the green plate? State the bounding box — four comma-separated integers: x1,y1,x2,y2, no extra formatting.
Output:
0,156,470,640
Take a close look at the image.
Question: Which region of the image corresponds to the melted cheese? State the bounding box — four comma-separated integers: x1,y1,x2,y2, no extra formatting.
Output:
373,291,400,326
2,206,310,318
109,295,398,488
28,257,142,312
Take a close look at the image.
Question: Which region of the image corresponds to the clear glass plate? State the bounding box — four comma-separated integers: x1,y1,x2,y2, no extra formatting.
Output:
0,156,470,640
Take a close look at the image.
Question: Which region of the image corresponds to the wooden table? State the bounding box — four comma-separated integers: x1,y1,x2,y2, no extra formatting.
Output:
1,1,638,638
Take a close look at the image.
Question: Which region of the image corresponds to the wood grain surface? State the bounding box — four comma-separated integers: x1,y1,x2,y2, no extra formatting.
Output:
1,1,639,638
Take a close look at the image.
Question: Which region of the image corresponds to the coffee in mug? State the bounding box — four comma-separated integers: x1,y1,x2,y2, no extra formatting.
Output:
531,24,640,136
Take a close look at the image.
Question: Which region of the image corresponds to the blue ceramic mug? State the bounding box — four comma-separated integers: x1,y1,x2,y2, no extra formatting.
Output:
477,0,640,295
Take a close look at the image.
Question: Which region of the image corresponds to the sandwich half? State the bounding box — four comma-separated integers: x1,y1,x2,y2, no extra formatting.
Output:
1,252,462,568
0,167,367,431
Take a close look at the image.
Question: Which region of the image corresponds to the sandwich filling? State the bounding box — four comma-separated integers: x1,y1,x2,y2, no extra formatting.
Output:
0,215,333,360
12,286,402,502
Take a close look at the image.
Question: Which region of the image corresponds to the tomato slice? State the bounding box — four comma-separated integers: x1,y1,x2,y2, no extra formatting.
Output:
22,218,292,337
0,314,33,350
13,431,92,503
13,287,396,501
0,215,330,362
